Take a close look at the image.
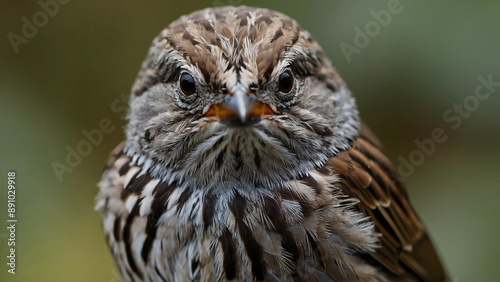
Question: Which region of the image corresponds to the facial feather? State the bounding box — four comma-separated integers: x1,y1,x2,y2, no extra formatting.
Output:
125,6,360,190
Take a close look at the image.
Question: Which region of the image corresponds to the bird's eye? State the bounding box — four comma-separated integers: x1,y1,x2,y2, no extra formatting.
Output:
278,70,294,93
180,73,196,95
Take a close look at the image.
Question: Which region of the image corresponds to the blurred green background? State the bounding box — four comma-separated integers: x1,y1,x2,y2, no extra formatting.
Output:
1,0,499,281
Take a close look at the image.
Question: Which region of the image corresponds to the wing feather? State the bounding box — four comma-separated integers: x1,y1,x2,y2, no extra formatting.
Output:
327,124,447,281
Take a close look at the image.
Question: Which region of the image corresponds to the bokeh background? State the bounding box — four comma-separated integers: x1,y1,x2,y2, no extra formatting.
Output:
1,0,499,281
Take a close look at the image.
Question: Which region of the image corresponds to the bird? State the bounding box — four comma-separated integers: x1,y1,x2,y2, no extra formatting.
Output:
96,6,447,282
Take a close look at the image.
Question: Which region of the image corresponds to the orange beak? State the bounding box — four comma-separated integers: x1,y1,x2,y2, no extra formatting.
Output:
203,83,278,125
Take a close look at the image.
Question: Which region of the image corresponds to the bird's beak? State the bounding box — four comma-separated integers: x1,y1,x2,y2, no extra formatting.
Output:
202,83,277,126
224,83,253,123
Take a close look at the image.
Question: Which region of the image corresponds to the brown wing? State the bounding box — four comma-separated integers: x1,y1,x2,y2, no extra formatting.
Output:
326,124,447,281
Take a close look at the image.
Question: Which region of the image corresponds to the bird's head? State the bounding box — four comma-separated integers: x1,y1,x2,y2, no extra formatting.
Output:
126,6,360,189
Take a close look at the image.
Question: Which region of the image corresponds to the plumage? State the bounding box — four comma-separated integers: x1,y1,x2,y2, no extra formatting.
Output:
96,6,447,281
